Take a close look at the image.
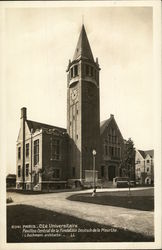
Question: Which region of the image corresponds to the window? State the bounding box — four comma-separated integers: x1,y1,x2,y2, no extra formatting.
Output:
53,169,60,179
147,160,150,163
34,139,39,165
70,67,73,78
101,166,105,178
72,167,75,177
86,65,89,75
26,143,29,157
51,139,60,160
18,165,21,177
18,147,21,160
147,167,149,172
74,65,78,77
76,134,78,140
26,164,29,177
105,145,108,155
90,66,93,76
118,148,120,157
94,69,97,79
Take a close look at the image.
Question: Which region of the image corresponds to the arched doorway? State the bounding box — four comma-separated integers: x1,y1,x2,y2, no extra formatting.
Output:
108,165,116,181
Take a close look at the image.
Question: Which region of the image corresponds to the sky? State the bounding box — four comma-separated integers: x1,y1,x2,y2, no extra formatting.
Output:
1,3,159,174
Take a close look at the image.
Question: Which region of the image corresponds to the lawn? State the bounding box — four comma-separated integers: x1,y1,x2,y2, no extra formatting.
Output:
67,188,154,211
7,204,154,242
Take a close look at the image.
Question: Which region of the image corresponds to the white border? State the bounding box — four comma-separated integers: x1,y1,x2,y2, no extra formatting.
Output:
0,1,161,249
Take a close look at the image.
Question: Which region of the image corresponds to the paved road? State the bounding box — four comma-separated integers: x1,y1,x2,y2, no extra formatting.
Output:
7,187,154,237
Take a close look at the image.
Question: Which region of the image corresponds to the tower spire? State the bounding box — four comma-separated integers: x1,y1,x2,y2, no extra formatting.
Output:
73,25,94,62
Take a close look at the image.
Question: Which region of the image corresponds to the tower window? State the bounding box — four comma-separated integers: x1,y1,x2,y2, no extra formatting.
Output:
70,67,73,78
26,164,29,177
18,165,21,177
18,147,21,160
74,65,78,77
26,143,29,157
34,139,39,165
94,69,97,79
86,65,89,75
118,148,121,157
90,66,93,77
76,134,78,140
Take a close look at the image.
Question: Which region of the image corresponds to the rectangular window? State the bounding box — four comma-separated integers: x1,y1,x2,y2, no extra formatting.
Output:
74,65,78,76
53,169,60,179
18,147,21,160
86,65,89,75
147,160,150,163
34,139,39,165
94,69,97,79
118,148,121,157
90,66,93,76
18,165,21,177
51,139,60,160
26,143,29,157
70,67,73,78
105,145,108,155
26,164,29,177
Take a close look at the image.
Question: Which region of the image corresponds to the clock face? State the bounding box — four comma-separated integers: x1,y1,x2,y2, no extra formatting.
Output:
71,88,78,102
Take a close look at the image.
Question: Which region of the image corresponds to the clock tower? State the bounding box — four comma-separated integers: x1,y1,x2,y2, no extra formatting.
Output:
67,25,100,183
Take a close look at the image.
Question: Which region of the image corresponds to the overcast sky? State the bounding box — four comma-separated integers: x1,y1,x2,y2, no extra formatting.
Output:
1,3,159,174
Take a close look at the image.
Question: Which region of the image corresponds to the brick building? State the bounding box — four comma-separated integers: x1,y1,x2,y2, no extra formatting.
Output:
16,25,124,190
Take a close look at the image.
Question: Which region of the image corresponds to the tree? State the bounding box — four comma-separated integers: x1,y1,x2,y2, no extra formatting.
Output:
121,138,136,181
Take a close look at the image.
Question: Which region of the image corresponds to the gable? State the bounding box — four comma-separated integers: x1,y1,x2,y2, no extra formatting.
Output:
100,116,123,141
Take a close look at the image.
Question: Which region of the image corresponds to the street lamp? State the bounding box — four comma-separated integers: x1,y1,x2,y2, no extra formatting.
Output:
92,149,96,196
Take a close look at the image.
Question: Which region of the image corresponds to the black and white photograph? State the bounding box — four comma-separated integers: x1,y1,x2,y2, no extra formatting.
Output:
0,0,161,249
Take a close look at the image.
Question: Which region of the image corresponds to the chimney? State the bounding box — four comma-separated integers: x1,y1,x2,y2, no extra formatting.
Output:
21,107,27,120
110,114,114,118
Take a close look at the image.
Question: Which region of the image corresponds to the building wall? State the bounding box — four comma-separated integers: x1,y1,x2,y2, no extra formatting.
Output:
42,130,68,187
16,122,43,190
67,60,100,182
100,117,124,181
135,150,154,184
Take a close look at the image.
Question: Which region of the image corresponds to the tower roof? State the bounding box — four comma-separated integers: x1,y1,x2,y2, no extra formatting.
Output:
73,25,94,62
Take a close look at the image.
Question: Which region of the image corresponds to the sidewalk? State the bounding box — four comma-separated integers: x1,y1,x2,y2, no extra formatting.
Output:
7,187,154,237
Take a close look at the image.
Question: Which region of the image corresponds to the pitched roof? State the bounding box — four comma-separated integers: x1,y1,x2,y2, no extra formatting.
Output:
26,120,66,133
138,150,146,159
144,150,154,158
73,25,94,62
138,149,154,159
100,118,111,134
100,115,123,139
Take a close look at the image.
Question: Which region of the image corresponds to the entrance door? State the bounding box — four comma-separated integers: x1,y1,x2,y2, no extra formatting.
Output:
108,166,116,181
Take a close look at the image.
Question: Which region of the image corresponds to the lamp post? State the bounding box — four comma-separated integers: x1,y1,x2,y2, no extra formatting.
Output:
92,149,96,196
